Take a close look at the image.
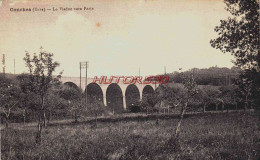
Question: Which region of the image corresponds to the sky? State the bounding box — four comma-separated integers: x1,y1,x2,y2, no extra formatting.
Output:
0,0,235,77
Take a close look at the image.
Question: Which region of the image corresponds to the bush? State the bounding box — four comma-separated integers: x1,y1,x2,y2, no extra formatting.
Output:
128,105,141,113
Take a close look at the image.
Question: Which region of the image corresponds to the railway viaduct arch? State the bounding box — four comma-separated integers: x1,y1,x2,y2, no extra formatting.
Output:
60,77,158,111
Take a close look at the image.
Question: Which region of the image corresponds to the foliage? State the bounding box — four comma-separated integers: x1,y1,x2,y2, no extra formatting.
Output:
210,0,260,115
155,70,199,140
236,71,258,109
17,74,40,114
210,0,259,70
173,71,198,137
23,49,60,96
168,66,241,85
87,100,107,116
197,85,221,112
140,92,158,112
219,85,239,110
128,105,141,113
0,75,21,127
59,85,81,102
23,48,60,127
155,83,185,110
58,85,82,122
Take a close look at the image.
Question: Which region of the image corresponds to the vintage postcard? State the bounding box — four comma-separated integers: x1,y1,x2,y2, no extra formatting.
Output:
0,0,259,159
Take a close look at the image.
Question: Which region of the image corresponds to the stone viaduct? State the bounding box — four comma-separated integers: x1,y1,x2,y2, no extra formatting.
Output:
60,76,158,112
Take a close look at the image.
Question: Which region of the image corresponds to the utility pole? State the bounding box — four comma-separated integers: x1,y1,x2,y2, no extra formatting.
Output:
164,66,166,74
80,61,89,105
85,62,88,104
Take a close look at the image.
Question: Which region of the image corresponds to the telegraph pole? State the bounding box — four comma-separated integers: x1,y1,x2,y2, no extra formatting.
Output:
85,62,88,104
80,61,89,105
80,62,82,90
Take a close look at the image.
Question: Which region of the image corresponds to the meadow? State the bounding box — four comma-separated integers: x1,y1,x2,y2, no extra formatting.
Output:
1,112,260,160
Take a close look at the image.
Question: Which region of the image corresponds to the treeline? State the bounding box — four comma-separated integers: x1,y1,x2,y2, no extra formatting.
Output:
167,66,241,86
0,74,109,126
0,67,250,125
141,67,250,113
141,83,249,114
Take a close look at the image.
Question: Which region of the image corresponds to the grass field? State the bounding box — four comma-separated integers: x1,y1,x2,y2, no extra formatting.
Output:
1,112,260,160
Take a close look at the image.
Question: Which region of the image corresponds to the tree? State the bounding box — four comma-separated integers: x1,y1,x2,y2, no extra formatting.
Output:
17,74,40,124
23,48,60,127
59,85,82,123
156,83,184,108
164,71,198,151
154,83,187,125
210,0,260,113
141,92,158,114
219,85,238,112
87,97,106,128
0,75,21,128
170,67,241,86
210,0,259,70
237,73,254,110
45,86,64,123
174,73,198,137
198,85,221,112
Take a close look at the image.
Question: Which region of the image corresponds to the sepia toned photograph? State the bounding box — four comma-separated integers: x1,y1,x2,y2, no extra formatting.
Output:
0,0,259,159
